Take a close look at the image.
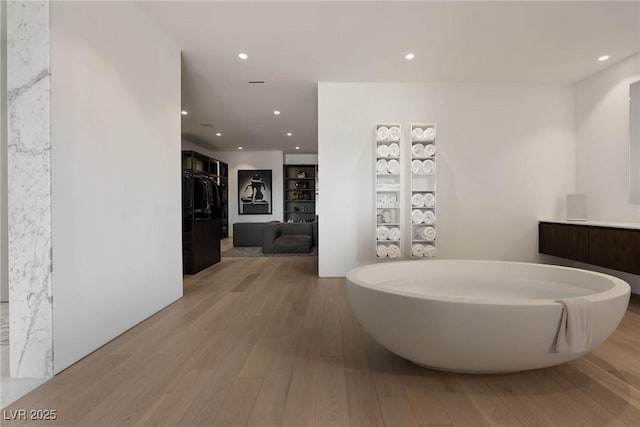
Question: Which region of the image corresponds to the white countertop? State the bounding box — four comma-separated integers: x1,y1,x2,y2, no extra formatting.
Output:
540,219,640,230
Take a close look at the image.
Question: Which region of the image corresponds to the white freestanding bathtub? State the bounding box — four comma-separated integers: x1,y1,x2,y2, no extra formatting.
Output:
346,260,630,373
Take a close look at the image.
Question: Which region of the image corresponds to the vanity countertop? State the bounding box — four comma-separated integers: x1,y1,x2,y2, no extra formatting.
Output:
540,219,640,230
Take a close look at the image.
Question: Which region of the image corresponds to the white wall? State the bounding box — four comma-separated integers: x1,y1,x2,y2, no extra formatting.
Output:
318,83,575,277
182,140,284,233
574,53,640,294
575,53,640,221
285,154,318,165
50,2,183,373
0,0,7,303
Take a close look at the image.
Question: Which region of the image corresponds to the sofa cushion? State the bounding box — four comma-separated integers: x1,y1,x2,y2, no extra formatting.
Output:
274,235,312,253
282,222,313,236
233,221,279,247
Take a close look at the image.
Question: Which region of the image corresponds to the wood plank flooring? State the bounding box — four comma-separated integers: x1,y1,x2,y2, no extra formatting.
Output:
2,256,640,426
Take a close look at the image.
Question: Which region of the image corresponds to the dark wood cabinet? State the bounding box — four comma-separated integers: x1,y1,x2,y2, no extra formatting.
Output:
539,221,640,275
538,222,589,263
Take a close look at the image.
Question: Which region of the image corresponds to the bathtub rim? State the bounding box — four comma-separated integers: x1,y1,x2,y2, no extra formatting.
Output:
346,259,631,306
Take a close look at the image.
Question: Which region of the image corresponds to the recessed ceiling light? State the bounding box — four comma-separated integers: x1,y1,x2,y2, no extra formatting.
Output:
287,132,292,136
238,146,243,150
216,133,222,136
181,110,188,115
405,53,415,60
598,55,610,62
238,53,248,60
295,146,300,150
274,110,281,115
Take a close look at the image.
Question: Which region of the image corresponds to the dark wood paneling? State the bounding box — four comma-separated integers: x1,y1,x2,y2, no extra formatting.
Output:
588,227,640,275
183,219,221,275
538,222,589,263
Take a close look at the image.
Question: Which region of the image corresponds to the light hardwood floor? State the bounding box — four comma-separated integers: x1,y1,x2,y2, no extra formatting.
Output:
2,257,640,426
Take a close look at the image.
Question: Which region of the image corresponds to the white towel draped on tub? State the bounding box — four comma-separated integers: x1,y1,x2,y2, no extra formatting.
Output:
555,298,593,354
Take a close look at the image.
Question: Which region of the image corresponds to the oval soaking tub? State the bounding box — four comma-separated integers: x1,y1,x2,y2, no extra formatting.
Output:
346,260,630,373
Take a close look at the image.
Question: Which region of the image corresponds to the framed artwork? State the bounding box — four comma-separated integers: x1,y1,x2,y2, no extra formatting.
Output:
238,169,272,215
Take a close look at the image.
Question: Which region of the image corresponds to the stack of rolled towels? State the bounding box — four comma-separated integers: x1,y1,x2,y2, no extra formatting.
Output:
377,159,401,174
377,226,401,241
410,159,435,174
411,143,436,159
377,243,401,258
414,226,436,242
412,243,436,258
411,127,436,142
411,192,435,208
377,126,401,142
378,143,400,158
377,194,399,208
411,209,436,225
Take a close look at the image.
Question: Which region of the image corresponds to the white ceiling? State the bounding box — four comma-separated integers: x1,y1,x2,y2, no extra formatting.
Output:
139,1,640,154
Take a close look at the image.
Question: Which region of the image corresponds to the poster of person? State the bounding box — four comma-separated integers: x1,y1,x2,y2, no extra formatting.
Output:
238,170,272,214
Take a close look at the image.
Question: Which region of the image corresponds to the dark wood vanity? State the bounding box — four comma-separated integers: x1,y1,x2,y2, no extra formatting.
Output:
539,221,640,274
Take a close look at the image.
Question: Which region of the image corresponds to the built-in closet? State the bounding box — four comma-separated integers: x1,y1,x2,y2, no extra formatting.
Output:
182,151,228,274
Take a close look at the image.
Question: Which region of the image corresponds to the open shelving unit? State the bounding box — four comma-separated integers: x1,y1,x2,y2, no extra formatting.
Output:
375,123,402,259
284,164,317,223
409,124,437,258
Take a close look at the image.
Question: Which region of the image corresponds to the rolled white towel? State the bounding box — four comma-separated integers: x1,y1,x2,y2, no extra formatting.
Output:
411,143,425,158
389,143,400,157
424,245,436,258
411,209,425,224
555,298,593,354
424,144,436,157
389,227,401,241
423,210,436,225
389,127,401,141
387,159,400,174
412,243,425,257
411,159,423,174
377,126,390,141
376,159,388,174
376,244,389,258
424,127,436,142
421,226,436,241
411,193,425,207
388,244,401,258
376,226,389,241
423,159,435,174
377,144,390,158
424,193,436,208
412,127,425,141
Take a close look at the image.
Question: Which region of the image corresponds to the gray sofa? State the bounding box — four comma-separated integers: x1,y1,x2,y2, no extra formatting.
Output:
263,222,316,254
233,221,279,247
